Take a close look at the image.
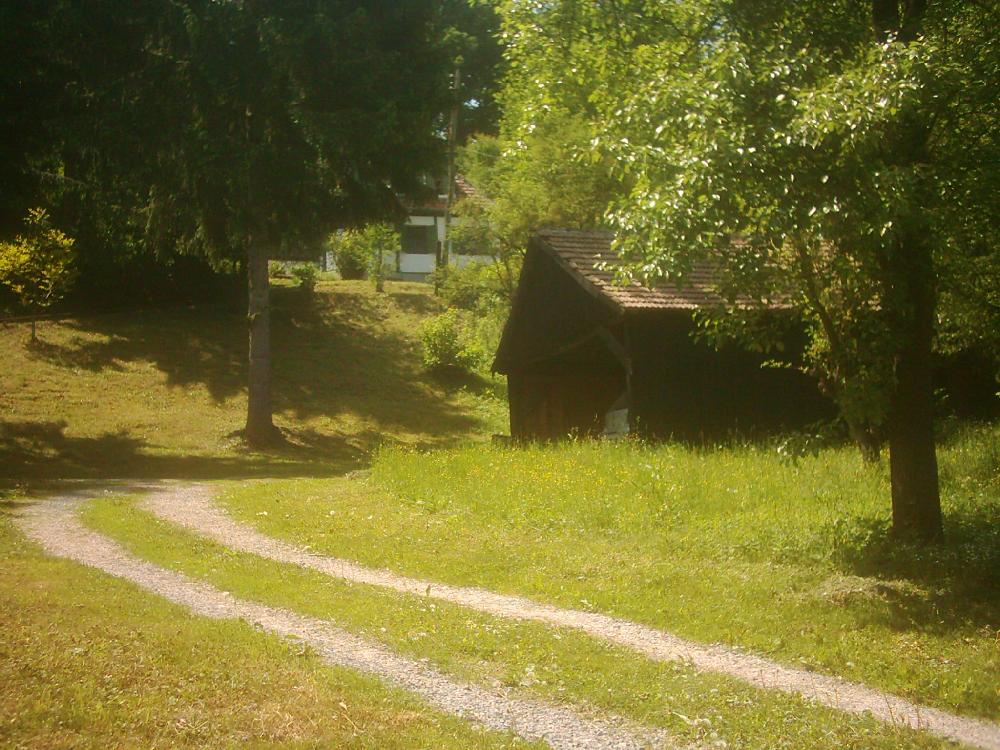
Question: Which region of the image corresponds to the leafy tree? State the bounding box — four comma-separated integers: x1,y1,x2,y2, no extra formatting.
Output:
592,0,1000,541
328,231,368,281
0,208,76,342
290,263,319,294
454,121,616,297
495,0,1000,540
440,0,505,141
457,2,641,294
364,224,400,294
329,223,399,292
146,2,453,445
5,2,456,446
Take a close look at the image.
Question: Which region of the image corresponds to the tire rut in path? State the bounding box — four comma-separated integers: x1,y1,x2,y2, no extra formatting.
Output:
143,483,1000,750
15,490,673,750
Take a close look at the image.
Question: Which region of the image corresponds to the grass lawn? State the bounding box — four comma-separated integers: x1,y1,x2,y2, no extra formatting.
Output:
0,513,533,749
82,493,944,750
216,422,1000,723
0,280,506,481
2,277,998,746
0,279,512,747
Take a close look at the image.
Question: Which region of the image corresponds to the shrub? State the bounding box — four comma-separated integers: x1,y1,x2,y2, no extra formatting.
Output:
329,223,399,287
290,262,318,292
420,308,486,374
328,233,368,280
0,208,77,341
268,260,289,279
430,262,506,311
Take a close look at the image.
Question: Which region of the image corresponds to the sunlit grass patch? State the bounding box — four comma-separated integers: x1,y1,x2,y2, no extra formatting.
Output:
218,423,1000,721
82,494,947,750
0,513,534,749
0,280,506,481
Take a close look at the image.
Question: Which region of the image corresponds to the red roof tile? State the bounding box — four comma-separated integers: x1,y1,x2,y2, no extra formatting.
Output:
536,228,731,311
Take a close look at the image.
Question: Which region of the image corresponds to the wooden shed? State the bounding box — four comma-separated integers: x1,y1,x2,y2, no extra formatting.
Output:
492,229,832,441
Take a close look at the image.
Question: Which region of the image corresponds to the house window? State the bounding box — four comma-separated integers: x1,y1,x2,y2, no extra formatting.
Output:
401,225,437,254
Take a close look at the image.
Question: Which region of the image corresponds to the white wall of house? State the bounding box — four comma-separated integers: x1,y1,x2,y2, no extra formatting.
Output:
325,213,495,279
451,253,494,269
398,252,438,274
397,214,493,277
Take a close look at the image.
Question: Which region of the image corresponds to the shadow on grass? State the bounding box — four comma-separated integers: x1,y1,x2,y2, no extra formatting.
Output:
23,286,484,438
0,420,357,483
825,503,1000,635
386,288,440,316
427,365,506,399
27,306,247,402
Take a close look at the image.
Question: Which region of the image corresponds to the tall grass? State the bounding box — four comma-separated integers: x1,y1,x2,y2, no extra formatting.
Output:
371,423,998,577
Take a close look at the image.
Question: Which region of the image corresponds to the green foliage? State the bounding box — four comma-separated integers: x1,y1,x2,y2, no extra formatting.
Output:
495,0,1000,429
0,208,77,325
585,1,1000,426
329,224,399,289
496,1,997,533
456,123,615,271
420,308,486,374
328,232,368,280
438,0,504,140
3,2,454,289
432,261,506,311
290,263,318,293
361,223,399,292
427,262,512,372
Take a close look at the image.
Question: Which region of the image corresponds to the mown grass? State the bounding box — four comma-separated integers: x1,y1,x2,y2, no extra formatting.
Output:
0,280,506,481
217,422,1000,721
83,495,948,750
0,279,516,746
0,513,533,749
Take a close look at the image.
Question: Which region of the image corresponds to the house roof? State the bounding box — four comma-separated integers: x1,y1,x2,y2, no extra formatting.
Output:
406,173,483,214
455,174,483,203
535,228,730,312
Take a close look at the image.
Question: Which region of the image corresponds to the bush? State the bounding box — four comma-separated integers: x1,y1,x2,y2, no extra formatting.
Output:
329,224,399,286
0,208,77,340
328,233,368,280
430,262,506,311
420,308,487,374
290,262,318,292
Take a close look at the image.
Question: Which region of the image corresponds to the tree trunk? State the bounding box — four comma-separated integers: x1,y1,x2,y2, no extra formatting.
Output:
886,229,943,542
30,318,37,342
245,238,278,446
870,0,941,541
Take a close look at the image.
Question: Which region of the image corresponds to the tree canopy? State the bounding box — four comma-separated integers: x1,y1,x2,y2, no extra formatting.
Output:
494,0,1000,540
3,0,464,445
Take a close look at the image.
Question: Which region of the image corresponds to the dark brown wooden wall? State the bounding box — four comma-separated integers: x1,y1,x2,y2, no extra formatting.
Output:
625,313,833,439
509,369,625,440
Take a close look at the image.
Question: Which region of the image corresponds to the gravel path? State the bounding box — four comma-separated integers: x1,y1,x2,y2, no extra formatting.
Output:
144,483,1000,750
15,489,674,750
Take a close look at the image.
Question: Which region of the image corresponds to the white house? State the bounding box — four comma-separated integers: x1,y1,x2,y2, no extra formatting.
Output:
394,174,493,279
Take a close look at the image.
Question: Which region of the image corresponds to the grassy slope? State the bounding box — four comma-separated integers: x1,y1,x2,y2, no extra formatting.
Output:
83,495,943,750
3,278,998,743
0,280,510,748
0,280,505,480
0,513,531,750
217,425,1000,721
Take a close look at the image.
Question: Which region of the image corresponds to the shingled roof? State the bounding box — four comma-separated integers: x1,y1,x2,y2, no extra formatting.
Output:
535,228,729,311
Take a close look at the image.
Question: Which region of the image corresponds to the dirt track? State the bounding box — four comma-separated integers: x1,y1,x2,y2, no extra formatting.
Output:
142,482,1000,750
15,487,674,750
